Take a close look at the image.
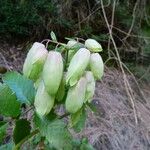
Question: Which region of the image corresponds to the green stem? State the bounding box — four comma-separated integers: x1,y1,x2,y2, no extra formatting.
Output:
64,49,69,71
13,129,39,150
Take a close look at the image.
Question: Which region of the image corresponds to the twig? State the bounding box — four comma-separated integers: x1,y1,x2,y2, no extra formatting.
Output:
110,25,150,39
123,0,139,41
22,106,34,116
100,0,138,125
107,0,116,57
74,0,111,26
41,39,65,49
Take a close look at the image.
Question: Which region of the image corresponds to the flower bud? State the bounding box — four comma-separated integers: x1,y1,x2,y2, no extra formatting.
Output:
34,81,54,116
89,53,104,80
67,41,85,63
43,51,63,95
66,48,90,86
65,77,87,113
85,39,102,52
66,40,78,49
85,71,95,103
23,42,48,81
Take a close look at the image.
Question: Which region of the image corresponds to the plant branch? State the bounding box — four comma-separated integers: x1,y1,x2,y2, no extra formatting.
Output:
41,39,66,49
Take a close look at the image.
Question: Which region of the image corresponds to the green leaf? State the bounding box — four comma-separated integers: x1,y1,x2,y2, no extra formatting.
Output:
46,120,72,150
0,85,21,117
0,121,8,143
80,138,95,150
34,114,72,150
50,31,57,42
86,103,97,113
13,119,31,145
0,142,13,150
70,107,87,133
3,71,36,104
72,138,81,147
80,143,95,150
0,83,3,90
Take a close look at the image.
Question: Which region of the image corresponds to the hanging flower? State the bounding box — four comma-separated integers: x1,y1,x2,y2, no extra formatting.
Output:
65,77,87,113
89,53,104,80
43,51,63,95
66,48,90,86
84,71,95,103
34,81,54,116
23,42,48,81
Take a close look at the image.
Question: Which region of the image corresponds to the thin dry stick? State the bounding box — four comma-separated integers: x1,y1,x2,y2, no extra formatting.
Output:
100,0,138,125
111,32,147,102
107,0,116,57
123,0,139,41
110,25,150,39
74,0,111,26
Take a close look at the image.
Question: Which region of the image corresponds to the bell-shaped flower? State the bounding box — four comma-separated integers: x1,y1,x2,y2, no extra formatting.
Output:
85,39,102,52
23,42,48,81
34,81,54,116
65,77,87,113
84,71,95,103
43,51,63,95
66,48,90,86
89,53,104,80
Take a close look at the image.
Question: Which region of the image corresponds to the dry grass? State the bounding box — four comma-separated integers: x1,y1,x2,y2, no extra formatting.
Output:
77,68,150,150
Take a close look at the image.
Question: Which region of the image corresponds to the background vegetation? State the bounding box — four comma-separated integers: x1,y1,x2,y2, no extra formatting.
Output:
0,0,150,81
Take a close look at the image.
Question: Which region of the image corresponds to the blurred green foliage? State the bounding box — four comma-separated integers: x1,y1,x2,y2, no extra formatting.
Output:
0,0,57,39
0,0,150,70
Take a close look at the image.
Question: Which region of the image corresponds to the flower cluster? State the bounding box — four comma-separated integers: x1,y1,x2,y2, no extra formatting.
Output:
23,39,104,116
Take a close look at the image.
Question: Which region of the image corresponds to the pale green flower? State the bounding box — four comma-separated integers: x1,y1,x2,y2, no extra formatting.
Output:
89,53,104,80
34,81,54,116
66,48,90,86
43,51,63,95
23,42,48,81
85,71,95,103
65,77,87,113
85,39,102,52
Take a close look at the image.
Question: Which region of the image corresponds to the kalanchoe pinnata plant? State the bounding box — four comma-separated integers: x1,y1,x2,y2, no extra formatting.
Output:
23,42,48,81
0,34,104,150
